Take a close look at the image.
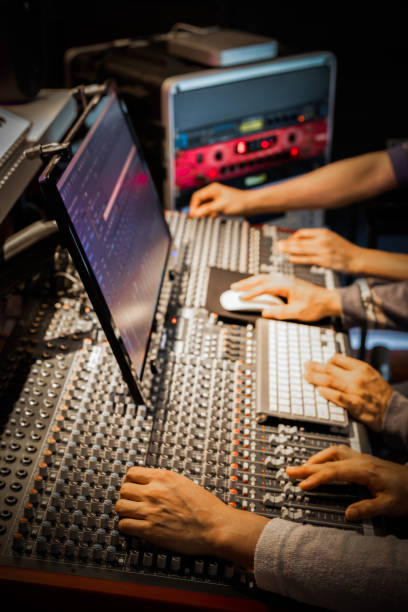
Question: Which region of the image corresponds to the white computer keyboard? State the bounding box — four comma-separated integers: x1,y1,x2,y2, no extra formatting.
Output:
256,318,348,426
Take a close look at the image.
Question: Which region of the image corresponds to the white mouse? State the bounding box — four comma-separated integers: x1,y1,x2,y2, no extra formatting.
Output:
220,289,282,312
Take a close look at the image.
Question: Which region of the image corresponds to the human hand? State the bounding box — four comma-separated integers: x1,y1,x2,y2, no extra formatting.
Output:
189,182,252,218
304,353,394,431
286,445,408,520
230,274,341,322
278,228,363,273
116,467,268,569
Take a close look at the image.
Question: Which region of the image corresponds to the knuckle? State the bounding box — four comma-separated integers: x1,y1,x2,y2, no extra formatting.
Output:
119,483,129,497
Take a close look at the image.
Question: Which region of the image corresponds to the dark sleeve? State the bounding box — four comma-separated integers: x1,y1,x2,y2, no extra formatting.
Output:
337,278,408,331
387,142,408,187
381,390,408,451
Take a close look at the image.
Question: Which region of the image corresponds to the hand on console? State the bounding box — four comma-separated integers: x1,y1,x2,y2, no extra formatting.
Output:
116,467,269,570
287,445,408,521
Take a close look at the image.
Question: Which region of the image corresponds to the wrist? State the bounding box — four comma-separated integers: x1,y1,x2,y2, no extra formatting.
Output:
210,507,269,570
348,245,369,275
324,289,342,318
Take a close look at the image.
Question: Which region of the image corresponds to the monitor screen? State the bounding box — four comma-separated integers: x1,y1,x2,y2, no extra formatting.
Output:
56,89,170,379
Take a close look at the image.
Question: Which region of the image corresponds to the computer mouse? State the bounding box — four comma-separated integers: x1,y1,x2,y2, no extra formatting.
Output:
220,289,282,312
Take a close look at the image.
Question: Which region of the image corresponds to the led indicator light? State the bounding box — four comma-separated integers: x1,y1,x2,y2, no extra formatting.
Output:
236,140,247,154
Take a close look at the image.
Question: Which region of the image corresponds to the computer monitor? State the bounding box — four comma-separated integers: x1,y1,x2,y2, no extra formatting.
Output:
40,87,171,404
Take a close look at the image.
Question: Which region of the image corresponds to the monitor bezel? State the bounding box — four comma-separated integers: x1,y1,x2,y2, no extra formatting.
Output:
39,85,172,407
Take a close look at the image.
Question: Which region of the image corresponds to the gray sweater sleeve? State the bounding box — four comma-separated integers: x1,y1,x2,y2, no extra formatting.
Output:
381,390,408,451
337,278,408,331
254,518,408,611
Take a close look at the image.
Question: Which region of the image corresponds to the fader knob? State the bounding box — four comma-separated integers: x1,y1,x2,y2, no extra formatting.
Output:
55,478,65,493
208,561,218,578
73,510,83,525
142,551,153,568
18,517,30,536
110,529,120,546
100,514,109,529
78,545,89,560
41,521,52,536
65,540,75,557
23,502,34,519
12,533,24,552
46,506,57,522
170,555,181,572
194,559,204,575
36,536,47,554
96,528,106,544
29,489,39,504
92,543,103,562
69,525,80,541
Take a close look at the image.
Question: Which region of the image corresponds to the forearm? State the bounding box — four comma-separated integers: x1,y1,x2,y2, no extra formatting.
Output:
244,150,397,215
254,518,408,611
350,249,408,280
338,279,408,330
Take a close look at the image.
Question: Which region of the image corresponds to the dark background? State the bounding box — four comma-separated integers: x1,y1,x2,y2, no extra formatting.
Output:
4,0,406,159
2,1,408,248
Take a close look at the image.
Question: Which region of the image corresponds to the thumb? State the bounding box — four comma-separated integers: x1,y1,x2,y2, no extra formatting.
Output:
346,496,389,521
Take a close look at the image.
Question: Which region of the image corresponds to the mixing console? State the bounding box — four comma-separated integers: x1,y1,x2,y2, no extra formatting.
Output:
0,260,373,607
165,211,335,314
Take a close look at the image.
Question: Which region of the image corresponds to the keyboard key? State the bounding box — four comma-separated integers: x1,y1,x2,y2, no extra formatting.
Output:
317,405,329,419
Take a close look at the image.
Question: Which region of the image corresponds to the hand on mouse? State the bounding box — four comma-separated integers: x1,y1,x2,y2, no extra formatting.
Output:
230,274,341,322
286,445,408,521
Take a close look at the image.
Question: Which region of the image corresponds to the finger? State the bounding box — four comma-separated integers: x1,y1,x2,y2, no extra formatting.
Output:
118,517,149,536
304,360,328,373
298,462,369,490
316,386,361,410
241,285,288,301
304,369,335,389
305,444,354,465
120,482,146,501
304,365,350,393
115,498,146,519
189,183,220,214
194,201,220,218
346,496,390,521
278,243,319,256
287,228,326,239
231,274,271,291
279,229,322,246
125,466,159,484
328,353,358,371
287,255,323,266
